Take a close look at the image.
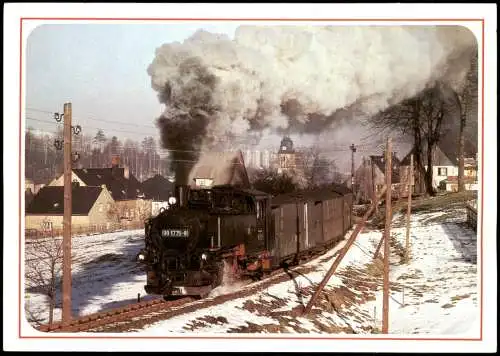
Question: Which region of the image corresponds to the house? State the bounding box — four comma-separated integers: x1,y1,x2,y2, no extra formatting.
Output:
464,157,479,181
25,185,116,230
25,177,47,195
439,176,478,192
142,174,174,201
244,149,273,169
25,189,35,209
48,156,151,222
188,150,251,189
353,153,401,203
399,141,477,194
141,174,175,216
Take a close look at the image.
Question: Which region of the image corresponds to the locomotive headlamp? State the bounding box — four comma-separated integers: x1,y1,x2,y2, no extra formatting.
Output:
137,253,145,261
168,196,177,205
201,253,208,261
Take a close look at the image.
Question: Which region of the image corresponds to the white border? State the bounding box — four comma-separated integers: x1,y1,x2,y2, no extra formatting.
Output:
3,3,497,352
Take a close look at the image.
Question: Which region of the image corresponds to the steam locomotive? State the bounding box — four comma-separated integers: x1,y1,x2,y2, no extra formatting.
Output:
137,184,353,299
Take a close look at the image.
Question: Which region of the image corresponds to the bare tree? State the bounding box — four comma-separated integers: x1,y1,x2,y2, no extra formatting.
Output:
25,234,63,327
298,146,340,189
248,167,299,195
452,48,478,191
370,82,449,196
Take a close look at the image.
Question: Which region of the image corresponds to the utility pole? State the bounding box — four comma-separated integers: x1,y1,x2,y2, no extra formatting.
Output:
54,103,80,325
382,137,392,334
350,144,357,196
371,156,378,214
295,200,300,265
405,154,413,264
62,102,73,324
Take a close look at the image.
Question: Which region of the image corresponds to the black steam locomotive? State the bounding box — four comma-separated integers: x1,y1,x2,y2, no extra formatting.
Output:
137,184,353,299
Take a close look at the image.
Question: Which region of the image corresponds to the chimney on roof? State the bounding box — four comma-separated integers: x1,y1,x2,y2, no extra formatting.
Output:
111,155,120,168
111,155,123,179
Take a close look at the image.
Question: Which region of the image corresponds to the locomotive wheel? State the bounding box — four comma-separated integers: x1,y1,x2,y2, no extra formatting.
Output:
250,269,264,281
163,295,184,301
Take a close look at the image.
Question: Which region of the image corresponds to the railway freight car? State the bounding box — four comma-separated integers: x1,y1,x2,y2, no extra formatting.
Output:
268,186,353,267
137,184,353,299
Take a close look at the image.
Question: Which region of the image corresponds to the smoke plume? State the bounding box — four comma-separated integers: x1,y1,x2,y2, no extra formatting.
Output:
153,57,220,184
148,25,477,179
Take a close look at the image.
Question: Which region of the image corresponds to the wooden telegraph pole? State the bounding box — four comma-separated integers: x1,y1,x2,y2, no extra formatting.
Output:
295,200,300,265
405,154,413,264
382,137,392,334
350,144,357,197
62,102,72,324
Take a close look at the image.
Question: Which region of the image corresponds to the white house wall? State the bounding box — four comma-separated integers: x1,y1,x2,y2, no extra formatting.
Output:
152,201,169,216
429,165,458,188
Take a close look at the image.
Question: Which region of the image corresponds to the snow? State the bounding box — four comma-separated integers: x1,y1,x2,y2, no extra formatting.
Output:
24,202,479,336
364,212,479,336
24,229,152,325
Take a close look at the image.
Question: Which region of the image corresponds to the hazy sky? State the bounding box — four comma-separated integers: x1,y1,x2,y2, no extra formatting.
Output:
25,23,240,142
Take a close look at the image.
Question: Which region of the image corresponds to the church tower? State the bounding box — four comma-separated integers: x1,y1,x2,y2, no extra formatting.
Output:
277,136,296,174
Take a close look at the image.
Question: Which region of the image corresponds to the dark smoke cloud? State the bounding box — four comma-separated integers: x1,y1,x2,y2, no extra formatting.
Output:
154,57,219,184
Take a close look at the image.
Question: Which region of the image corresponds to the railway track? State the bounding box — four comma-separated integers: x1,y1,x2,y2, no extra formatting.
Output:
38,297,195,333
37,239,342,333
87,263,320,333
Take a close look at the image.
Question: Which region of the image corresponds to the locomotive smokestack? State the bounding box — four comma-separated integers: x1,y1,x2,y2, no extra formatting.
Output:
175,185,190,208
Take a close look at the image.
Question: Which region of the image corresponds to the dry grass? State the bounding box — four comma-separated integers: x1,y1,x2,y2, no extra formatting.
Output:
369,191,476,229
451,294,471,302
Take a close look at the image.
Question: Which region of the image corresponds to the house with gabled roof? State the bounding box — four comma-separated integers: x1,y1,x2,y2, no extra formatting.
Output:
47,156,151,222
399,140,477,194
141,174,174,216
25,185,116,230
353,152,401,203
142,174,174,201
188,150,251,189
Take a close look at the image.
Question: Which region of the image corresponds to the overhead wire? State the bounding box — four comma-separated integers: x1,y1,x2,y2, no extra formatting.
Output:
25,106,409,145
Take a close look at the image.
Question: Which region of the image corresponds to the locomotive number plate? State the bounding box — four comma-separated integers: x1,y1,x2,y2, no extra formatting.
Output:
171,287,185,295
162,229,189,237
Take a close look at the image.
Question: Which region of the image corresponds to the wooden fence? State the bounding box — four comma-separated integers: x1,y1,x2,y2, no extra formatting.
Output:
25,220,145,240
466,201,477,229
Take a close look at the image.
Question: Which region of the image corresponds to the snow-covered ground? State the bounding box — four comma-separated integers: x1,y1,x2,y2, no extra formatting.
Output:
24,202,479,336
367,209,478,336
24,230,152,325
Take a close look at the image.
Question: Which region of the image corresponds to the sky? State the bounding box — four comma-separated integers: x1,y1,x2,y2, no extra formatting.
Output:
25,23,240,143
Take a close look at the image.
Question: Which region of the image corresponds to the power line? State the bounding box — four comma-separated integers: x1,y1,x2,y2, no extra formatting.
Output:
25,107,411,144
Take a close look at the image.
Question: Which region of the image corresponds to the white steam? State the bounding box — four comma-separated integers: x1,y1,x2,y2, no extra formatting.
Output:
148,25,477,152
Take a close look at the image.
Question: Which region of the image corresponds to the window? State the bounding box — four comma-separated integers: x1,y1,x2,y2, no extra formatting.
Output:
438,167,448,176
195,178,213,188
